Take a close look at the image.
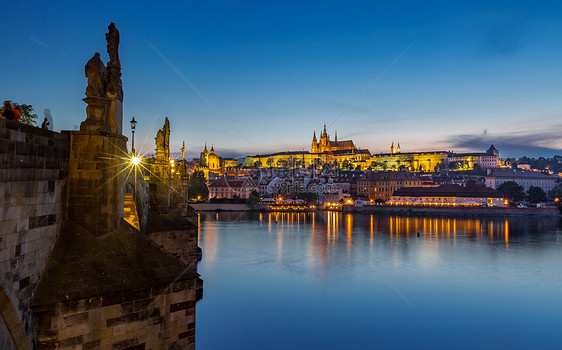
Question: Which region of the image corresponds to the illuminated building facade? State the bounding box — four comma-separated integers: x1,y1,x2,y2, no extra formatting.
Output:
367,144,499,172
389,183,506,207
243,128,499,172
357,171,424,201
197,144,239,177
208,176,258,199
485,169,557,192
312,124,357,153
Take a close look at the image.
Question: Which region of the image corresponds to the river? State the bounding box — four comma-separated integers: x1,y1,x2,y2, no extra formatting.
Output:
196,212,562,349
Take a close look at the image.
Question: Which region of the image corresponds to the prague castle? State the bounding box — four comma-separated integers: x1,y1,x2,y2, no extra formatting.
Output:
312,124,357,153
244,125,500,172
244,124,371,168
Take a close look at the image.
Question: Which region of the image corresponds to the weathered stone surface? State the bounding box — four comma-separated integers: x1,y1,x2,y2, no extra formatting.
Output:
0,119,68,349
0,23,201,349
32,221,197,306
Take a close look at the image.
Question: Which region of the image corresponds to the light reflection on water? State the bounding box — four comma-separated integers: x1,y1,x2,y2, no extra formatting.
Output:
197,212,562,350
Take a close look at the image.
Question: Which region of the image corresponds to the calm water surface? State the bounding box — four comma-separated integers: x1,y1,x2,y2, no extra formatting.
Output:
196,212,562,349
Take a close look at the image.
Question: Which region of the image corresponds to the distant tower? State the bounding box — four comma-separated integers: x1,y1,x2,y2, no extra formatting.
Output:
487,144,499,157
208,144,220,171
396,142,401,154
390,142,395,155
319,123,330,152
335,130,338,143
199,143,208,167
311,130,318,153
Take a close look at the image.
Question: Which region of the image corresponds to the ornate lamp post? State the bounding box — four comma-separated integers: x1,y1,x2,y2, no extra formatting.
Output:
130,117,137,155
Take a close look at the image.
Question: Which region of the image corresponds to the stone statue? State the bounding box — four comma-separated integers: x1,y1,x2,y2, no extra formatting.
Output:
85,53,106,97
163,118,170,153
105,22,123,99
155,118,171,160
106,22,120,67
156,129,165,151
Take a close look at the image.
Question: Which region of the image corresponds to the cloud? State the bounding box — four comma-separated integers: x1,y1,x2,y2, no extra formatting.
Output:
445,127,562,158
29,37,48,47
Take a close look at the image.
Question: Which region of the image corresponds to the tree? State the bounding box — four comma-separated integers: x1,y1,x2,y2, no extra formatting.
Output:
188,169,208,200
191,169,206,183
497,181,526,203
0,101,39,125
18,104,39,125
547,185,562,201
527,186,547,204
246,189,260,209
188,179,208,200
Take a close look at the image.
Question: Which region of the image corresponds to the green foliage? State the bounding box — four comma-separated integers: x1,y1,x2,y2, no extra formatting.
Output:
527,186,547,204
0,101,39,125
18,104,39,125
188,169,208,200
246,190,260,209
497,181,526,203
513,155,562,172
547,186,562,201
190,169,206,183
188,179,208,200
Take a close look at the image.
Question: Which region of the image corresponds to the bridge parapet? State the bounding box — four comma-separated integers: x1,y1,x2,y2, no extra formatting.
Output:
0,118,69,348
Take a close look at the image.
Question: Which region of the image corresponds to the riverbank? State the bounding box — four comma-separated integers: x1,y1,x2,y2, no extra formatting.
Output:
345,205,561,217
191,203,251,211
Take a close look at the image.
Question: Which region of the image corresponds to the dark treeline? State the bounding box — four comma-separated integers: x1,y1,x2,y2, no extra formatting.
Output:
504,155,562,172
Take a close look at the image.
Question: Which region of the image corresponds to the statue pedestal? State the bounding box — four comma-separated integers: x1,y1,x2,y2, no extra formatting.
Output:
81,97,110,132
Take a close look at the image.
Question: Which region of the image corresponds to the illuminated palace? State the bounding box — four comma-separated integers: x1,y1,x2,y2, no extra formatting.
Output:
244,124,371,168
244,126,499,171
366,143,499,172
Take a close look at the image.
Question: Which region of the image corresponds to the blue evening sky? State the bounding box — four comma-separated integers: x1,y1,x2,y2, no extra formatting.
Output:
2,0,562,158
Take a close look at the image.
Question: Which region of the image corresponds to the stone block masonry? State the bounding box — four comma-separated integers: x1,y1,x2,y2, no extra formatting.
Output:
33,280,198,350
31,221,200,349
0,118,69,349
64,130,128,236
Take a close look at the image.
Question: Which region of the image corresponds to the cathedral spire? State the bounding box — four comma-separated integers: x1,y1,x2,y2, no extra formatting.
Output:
335,130,338,142
390,142,395,155
313,130,317,140
396,142,401,154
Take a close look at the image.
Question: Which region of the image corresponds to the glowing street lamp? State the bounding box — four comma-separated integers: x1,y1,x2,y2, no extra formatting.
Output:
130,117,137,155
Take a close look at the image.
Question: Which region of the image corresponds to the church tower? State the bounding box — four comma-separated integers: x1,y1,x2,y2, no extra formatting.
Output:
319,123,330,152
199,143,208,167
311,130,319,153
390,142,395,155
396,142,401,154
334,130,338,143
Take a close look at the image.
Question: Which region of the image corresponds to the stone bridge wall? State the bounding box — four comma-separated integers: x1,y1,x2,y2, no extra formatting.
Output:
0,119,69,348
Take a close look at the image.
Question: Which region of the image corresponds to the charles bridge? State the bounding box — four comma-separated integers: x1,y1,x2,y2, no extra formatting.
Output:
0,24,201,349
